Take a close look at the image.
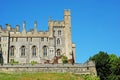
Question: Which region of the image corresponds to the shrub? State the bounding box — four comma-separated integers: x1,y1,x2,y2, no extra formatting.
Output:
61,55,68,64
10,60,19,65
31,61,37,65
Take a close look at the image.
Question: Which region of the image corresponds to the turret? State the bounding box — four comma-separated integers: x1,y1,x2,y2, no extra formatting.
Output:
34,21,37,33
16,25,20,31
6,24,11,31
22,21,26,34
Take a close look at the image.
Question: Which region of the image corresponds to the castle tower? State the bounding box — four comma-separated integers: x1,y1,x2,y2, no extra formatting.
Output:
64,10,72,59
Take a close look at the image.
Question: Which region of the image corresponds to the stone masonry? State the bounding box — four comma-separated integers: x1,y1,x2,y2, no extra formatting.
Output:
0,10,76,64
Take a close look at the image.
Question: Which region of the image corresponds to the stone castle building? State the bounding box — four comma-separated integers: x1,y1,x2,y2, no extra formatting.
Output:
0,10,76,64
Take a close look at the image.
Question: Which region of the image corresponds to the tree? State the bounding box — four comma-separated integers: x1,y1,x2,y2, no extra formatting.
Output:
89,51,111,80
108,57,120,80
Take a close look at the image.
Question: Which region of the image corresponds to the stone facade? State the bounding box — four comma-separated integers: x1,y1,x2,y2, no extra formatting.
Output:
0,10,76,64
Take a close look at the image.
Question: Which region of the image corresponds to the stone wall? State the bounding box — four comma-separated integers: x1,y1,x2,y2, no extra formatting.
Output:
0,63,97,76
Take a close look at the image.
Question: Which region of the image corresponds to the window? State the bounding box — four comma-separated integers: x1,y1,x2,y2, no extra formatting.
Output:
87,67,89,70
41,37,44,41
43,46,47,56
53,30,55,36
58,30,61,35
26,37,28,41
10,46,15,57
32,46,36,56
47,37,48,41
16,38,18,42
57,49,61,56
0,37,1,42
21,46,25,56
31,38,32,42
57,38,60,45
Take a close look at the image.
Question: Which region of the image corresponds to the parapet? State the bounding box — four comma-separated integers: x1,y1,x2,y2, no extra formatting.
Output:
48,20,64,27
64,9,71,16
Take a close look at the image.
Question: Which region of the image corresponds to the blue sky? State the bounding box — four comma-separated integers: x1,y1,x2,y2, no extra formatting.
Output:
0,0,120,63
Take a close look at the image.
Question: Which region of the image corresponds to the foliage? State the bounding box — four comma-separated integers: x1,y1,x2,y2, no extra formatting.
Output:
61,55,68,64
81,75,100,80
31,61,37,65
10,60,19,65
89,51,120,80
107,57,120,80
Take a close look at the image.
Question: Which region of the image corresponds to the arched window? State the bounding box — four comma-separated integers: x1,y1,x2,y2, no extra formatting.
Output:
57,49,61,56
53,30,55,36
21,46,25,56
32,46,36,56
58,30,61,35
10,46,15,56
43,46,47,56
57,38,60,45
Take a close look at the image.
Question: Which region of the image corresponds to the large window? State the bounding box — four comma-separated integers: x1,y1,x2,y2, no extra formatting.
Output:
10,46,15,57
32,46,37,56
43,46,47,56
21,46,25,56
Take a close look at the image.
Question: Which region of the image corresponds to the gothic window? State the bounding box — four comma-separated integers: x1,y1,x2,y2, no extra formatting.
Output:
10,46,15,57
57,49,61,56
43,46,47,56
21,46,25,56
32,46,36,56
31,38,32,42
16,38,18,42
58,30,61,35
53,30,55,36
26,37,28,41
41,37,44,41
57,38,60,45
47,37,49,41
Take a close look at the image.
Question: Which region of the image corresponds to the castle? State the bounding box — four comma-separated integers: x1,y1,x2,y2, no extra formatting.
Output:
0,10,76,64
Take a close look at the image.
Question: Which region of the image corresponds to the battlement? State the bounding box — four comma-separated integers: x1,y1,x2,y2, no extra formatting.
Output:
49,20,64,27
64,9,71,16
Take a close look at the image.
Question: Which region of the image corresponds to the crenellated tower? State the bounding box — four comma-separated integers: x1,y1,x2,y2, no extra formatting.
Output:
64,10,72,59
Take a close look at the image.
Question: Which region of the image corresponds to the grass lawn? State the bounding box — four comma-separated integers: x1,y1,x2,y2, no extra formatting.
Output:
0,72,83,80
